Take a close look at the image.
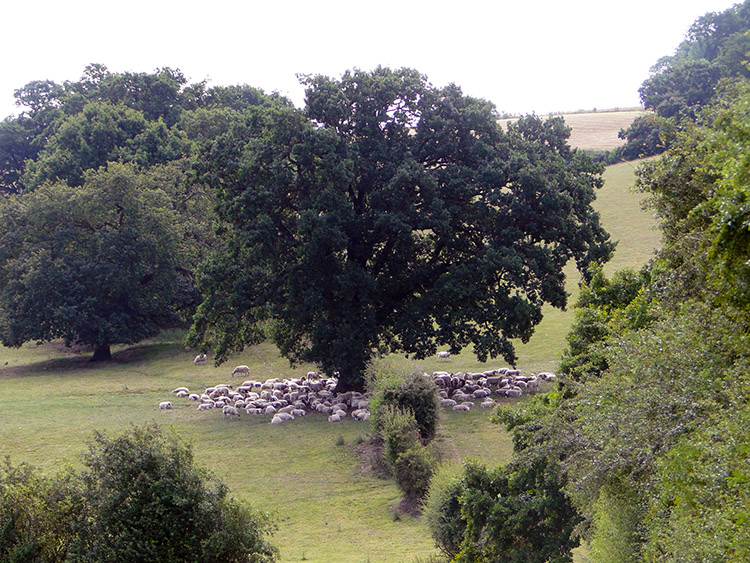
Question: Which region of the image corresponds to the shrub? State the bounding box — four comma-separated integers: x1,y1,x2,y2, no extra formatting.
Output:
67,425,278,563
0,459,82,563
424,464,466,558
368,365,439,443
393,445,436,504
379,405,421,467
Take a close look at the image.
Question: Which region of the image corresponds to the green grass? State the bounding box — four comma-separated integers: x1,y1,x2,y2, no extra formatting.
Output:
0,159,659,561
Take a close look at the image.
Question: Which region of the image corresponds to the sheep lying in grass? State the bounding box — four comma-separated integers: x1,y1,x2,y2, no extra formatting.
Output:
193,353,207,365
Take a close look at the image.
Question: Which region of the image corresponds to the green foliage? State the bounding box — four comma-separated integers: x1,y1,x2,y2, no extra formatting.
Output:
369,367,440,443
0,163,182,359
424,465,466,558
559,265,653,381
379,405,421,467
449,459,581,563
0,460,82,563
373,404,437,504
588,482,645,563
189,66,613,390
603,1,750,162
0,426,277,563
68,425,277,563
393,445,436,505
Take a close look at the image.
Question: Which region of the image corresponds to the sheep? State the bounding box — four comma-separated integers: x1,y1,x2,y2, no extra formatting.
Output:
193,353,207,365
440,399,457,408
232,365,250,377
188,393,200,401
159,401,172,410
171,387,189,394
480,399,496,409
437,351,451,361
270,415,285,425
197,403,213,411
222,405,241,419
452,403,471,412
328,413,342,423
175,390,189,398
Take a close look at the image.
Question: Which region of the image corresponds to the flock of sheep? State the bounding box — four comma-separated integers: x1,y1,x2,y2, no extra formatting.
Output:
158,353,556,424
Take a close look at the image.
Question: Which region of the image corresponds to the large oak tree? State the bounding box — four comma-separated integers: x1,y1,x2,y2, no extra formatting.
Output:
189,67,613,391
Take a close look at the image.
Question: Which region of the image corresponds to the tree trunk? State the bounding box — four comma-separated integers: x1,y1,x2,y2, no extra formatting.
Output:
332,368,366,394
90,343,112,362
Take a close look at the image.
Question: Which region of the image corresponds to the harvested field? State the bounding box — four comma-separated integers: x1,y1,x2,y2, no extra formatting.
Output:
503,109,646,152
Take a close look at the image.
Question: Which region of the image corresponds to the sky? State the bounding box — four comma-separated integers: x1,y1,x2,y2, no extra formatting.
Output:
0,0,743,120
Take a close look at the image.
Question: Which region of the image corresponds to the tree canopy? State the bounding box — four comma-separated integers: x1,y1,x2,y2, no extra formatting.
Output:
188,67,613,391
0,163,182,360
0,64,287,359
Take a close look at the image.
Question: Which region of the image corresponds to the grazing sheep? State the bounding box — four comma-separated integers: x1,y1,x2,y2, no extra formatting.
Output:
328,413,342,423
437,351,451,361
440,399,457,408
188,393,200,401
480,399,496,409
171,387,189,394
232,365,250,377
270,415,285,425
197,403,213,411
193,353,207,365
452,404,471,412
175,390,189,398
159,401,172,410
222,405,240,419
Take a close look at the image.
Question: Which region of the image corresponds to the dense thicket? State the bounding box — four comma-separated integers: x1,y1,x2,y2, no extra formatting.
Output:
187,67,613,391
0,426,277,562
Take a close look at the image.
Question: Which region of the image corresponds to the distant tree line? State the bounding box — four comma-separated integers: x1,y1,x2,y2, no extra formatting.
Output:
600,0,750,163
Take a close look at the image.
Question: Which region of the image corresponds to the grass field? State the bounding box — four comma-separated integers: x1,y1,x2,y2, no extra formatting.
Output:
0,114,660,561
503,109,645,152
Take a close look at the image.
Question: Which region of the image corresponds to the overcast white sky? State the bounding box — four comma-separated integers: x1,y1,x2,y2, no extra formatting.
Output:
0,0,742,119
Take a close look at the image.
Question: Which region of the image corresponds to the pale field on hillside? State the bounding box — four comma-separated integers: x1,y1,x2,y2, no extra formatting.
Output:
504,109,646,151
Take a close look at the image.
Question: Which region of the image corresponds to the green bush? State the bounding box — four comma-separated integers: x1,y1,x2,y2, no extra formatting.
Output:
0,459,82,563
368,366,439,443
393,445,436,503
68,425,277,563
1,426,278,563
424,465,466,558
380,405,421,467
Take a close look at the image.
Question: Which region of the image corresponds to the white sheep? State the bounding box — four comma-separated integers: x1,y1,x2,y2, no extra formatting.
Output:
159,401,172,410
232,365,250,377
437,351,451,361
193,353,207,365
222,405,240,419
171,387,189,394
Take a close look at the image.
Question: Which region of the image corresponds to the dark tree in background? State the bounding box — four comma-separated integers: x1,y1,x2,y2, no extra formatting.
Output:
0,163,181,361
188,67,613,392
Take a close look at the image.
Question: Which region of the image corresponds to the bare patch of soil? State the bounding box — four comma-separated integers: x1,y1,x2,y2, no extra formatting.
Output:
352,438,391,479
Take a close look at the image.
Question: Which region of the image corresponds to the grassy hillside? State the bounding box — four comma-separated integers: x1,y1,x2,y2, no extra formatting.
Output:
503,109,645,152
0,152,659,561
